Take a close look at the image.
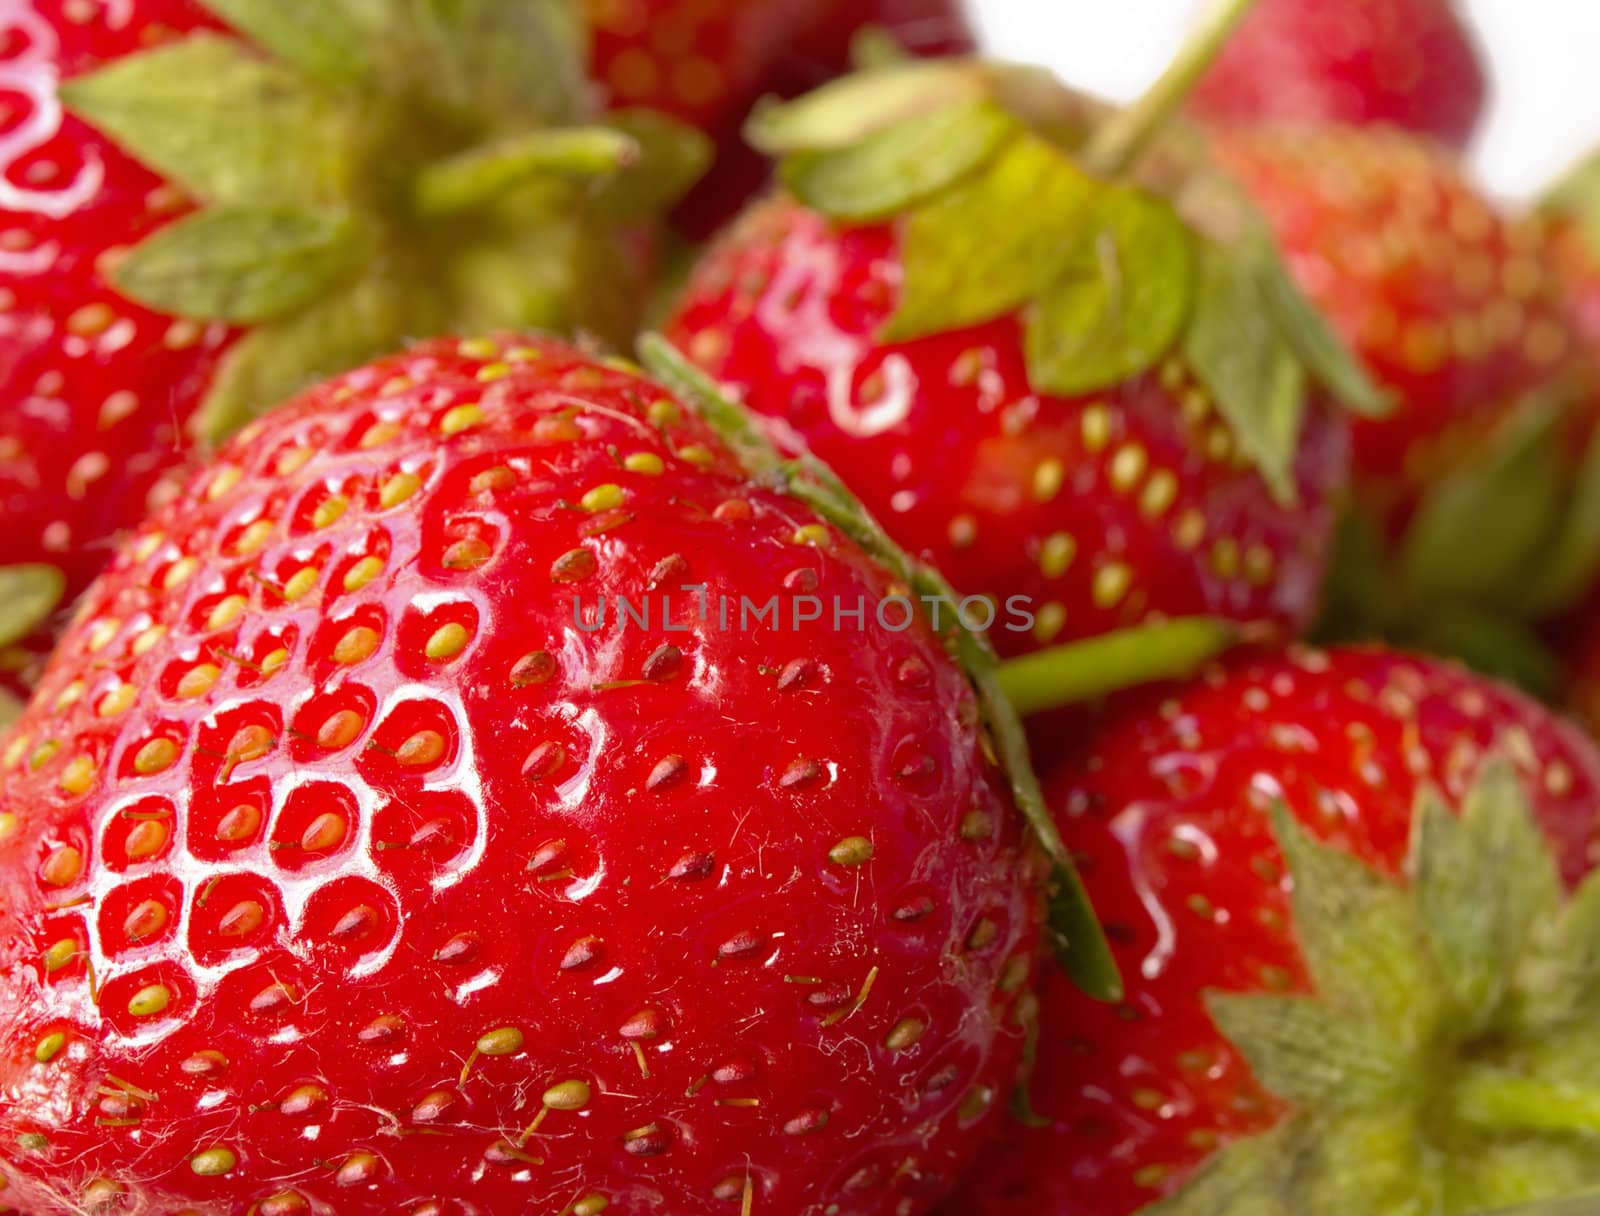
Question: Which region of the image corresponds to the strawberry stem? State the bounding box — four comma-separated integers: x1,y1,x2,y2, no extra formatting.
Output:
1081,0,1259,178
412,128,640,218
1454,1070,1600,1138
996,617,1238,716
639,333,1123,1003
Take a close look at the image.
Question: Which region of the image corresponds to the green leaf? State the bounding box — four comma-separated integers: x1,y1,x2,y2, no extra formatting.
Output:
1184,240,1307,504
0,564,66,649
1206,993,1408,1107
746,60,994,154
112,205,368,325
1521,420,1600,617
883,134,1099,342
1269,803,1436,1034
200,0,371,87
1025,185,1194,396
60,33,350,206
592,110,714,221
194,270,435,445
1401,396,1566,605
1411,760,1561,1029
1256,236,1391,418
781,100,1018,223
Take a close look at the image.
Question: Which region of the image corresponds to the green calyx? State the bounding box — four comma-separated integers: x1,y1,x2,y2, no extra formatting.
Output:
62,0,710,446
749,51,1388,506
1153,758,1600,1214
0,564,66,651
638,334,1121,1004
1544,149,1600,261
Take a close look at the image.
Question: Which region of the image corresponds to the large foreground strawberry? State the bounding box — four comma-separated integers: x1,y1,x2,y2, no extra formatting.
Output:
0,0,704,685
1191,0,1488,150
586,0,974,236
667,45,1386,661
1217,126,1593,684
947,646,1600,1214
0,334,1077,1214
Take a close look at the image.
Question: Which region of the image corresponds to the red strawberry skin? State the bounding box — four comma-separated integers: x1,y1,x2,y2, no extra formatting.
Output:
944,645,1600,1214
1191,0,1488,150
0,336,1039,1214
0,0,234,598
667,197,1350,657
1217,127,1576,524
586,0,974,236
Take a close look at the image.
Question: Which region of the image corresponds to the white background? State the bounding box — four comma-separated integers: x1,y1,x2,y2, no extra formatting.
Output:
974,1,1600,201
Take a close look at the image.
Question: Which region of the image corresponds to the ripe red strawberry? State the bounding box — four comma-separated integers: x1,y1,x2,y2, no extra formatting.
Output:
946,645,1600,1215
1191,0,1488,150
586,0,975,237
0,0,698,688
667,60,1384,660
0,333,1057,1214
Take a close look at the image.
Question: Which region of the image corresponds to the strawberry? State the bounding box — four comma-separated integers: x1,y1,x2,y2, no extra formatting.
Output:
0,332,1087,1214
0,0,705,691
666,50,1384,662
586,0,974,237
1191,0,1488,150
1216,127,1593,684
946,645,1600,1215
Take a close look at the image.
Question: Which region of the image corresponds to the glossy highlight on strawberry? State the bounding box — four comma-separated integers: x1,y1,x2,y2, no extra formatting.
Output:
0,335,1040,1214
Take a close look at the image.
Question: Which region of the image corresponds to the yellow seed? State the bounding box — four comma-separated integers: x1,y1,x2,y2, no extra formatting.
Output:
128,983,172,1017
275,447,313,476
132,532,164,562
1140,470,1179,519
624,452,664,476
1038,532,1076,580
0,811,16,841
44,938,76,972
134,737,178,774
1033,601,1067,644
885,1017,925,1051
302,811,347,852
53,681,84,712
647,399,680,426
791,524,830,547
207,595,247,631
458,338,498,359
439,403,485,436
190,1147,236,1177
581,483,625,512
125,818,169,860
1210,538,1242,580
1174,509,1206,550
572,1195,610,1216
397,731,446,768
380,471,422,509
1032,458,1064,502
41,846,82,886
207,466,242,501
1093,563,1132,609
828,836,874,866
312,496,349,530
476,362,511,382
34,1031,65,1063
29,739,61,769
477,1027,525,1056
543,1079,592,1110
232,519,274,555
361,421,402,448
426,623,472,661
1081,405,1111,453
1244,544,1276,587
284,567,319,602
59,755,97,796
131,625,166,656
1109,444,1147,493
259,648,289,678
85,618,119,652
317,709,365,750
176,664,220,700
333,626,380,665
342,556,385,593
678,443,714,468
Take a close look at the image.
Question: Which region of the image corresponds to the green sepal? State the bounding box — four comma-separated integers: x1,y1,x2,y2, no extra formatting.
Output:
1184,240,1306,504
1269,803,1435,1033
1205,993,1408,1107
1406,605,1561,700
199,0,372,87
193,270,435,445
111,205,368,325
638,333,1120,1003
1400,396,1566,606
1026,185,1195,397
995,616,1237,715
0,564,67,650
746,60,996,154
592,110,714,222
1256,236,1391,418
405,0,588,126
1514,871,1600,1032
1412,760,1561,1031
59,33,351,207
1520,420,1600,617
882,134,1098,341
1543,150,1600,259
414,128,641,218
781,100,1019,224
